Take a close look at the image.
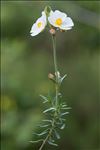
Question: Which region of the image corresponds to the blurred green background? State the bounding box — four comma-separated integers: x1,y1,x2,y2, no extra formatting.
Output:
1,1,100,150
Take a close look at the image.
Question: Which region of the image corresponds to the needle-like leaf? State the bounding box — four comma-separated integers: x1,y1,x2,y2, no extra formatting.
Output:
43,107,56,113
48,140,58,146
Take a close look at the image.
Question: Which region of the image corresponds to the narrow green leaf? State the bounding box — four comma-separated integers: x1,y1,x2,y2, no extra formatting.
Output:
34,129,48,136
61,112,69,116
49,137,55,143
29,139,43,143
61,107,71,110
58,93,62,96
39,124,50,128
43,107,55,113
42,119,52,123
60,124,66,130
48,141,58,146
40,95,48,103
37,131,47,136
54,129,60,139
62,104,67,107
61,74,67,82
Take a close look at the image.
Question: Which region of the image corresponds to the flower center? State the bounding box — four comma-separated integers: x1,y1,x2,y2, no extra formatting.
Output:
55,18,62,26
37,22,42,28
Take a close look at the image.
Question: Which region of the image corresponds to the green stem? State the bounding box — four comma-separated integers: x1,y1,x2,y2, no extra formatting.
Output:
52,35,58,77
39,133,49,150
39,34,59,150
39,119,55,150
52,35,59,106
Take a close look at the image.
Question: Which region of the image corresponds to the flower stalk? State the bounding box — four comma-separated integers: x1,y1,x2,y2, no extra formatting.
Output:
39,33,59,150
52,35,58,77
30,6,74,150
52,34,59,107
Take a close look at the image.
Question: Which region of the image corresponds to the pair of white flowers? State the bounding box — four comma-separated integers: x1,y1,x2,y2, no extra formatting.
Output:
30,8,74,36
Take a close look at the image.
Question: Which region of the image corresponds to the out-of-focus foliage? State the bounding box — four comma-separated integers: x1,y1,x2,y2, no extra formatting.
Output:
1,1,100,150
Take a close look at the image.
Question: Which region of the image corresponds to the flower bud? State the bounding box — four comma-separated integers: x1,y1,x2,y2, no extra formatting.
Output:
55,71,60,78
49,28,56,35
44,6,51,17
48,73,54,80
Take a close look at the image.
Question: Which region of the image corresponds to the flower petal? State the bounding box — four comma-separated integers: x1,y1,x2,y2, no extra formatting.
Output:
31,30,40,36
48,16,56,27
60,17,74,30
48,10,67,28
54,10,67,19
41,11,45,16
30,13,47,36
64,17,74,27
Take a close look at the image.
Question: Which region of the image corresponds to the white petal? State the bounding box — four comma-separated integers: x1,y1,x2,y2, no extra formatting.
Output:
31,29,42,36
54,10,67,19
30,13,47,36
41,11,47,23
48,16,55,26
48,11,61,27
41,11,45,16
31,31,40,36
60,17,74,30
30,23,45,36
61,26,72,30
48,10,67,27
30,23,37,33
63,17,74,27
48,13,56,23
42,12,47,25
36,15,46,25
30,25,45,36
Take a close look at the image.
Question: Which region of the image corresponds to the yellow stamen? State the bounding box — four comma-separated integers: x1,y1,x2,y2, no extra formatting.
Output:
37,22,42,28
55,18,62,26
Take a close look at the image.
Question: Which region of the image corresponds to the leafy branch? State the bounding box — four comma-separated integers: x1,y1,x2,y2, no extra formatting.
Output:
30,33,71,150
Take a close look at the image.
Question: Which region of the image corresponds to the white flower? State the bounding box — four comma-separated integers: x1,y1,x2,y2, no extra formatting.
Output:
48,10,74,30
30,12,47,36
